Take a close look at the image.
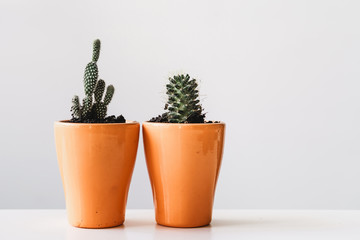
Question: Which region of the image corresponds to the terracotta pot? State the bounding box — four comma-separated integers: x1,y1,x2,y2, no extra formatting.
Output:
143,122,225,228
54,121,140,228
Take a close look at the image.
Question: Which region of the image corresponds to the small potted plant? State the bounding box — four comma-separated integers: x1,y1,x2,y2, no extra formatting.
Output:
54,39,140,228
143,74,225,228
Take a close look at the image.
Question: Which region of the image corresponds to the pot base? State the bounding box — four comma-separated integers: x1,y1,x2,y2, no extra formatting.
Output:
69,219,124,229
156,222,211,228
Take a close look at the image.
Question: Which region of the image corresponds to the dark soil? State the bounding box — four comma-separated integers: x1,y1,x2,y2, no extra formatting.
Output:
70,115,126,123
149,113,168,123
205,120,220,123
186,112,206,123
149,112,218,124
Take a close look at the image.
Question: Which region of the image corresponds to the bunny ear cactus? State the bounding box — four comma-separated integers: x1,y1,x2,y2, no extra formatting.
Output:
91,82,115,119
164,74,205,123
94,79,105,103
70,96,81,119
92,39,101,62
70,39,123,123
104,85,115,105
84,39,100,96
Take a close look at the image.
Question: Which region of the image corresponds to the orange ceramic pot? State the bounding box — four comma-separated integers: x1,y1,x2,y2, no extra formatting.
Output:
143,122,225,228
54,121,140,228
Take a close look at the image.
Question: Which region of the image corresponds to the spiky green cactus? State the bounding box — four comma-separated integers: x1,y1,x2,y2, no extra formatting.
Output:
71,96,80,118
91,83,115,119
94,79,105,103
92,39,101,62
84,62,98,96
104,85,114,105
165,74,204,123
70,39,115,121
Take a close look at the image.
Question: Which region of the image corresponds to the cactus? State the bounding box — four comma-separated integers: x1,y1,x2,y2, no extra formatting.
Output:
91,84,115,119
94,79,105,103
84,62,98,96
104,85,114,105
92,39,101,62
164,74,205,123
71,96,81,119
82,95,93,118
70,39,115,121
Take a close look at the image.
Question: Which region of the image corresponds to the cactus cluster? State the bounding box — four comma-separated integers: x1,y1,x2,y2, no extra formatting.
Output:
71,39,115,121
163,74,205,123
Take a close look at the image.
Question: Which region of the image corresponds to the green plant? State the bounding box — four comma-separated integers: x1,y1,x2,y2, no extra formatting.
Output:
71,39,115,121
164,74,205,123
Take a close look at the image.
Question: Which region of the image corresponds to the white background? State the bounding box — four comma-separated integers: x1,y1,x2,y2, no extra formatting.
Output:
0,0,359,209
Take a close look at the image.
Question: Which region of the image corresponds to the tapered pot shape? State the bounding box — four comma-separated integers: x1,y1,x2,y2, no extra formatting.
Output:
143,122,225,228
54,121,140,228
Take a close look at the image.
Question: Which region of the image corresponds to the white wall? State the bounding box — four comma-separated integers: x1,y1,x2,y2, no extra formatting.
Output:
0,0,359,209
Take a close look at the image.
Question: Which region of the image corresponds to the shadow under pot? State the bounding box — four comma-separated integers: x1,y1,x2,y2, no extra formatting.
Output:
54,121,140,228
143,121,225,228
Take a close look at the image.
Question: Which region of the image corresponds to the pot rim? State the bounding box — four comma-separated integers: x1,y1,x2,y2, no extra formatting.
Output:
142,121,225,126
55,120,139,126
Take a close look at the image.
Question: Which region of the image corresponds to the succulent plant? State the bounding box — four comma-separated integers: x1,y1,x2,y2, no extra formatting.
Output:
71,39,115,121
164,74,205,123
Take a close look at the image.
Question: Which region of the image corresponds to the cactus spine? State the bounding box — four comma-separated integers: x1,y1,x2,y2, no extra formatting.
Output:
165,74,204,123
71,39,115,121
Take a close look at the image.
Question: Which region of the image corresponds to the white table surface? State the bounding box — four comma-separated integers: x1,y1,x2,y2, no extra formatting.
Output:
0,209,359,239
